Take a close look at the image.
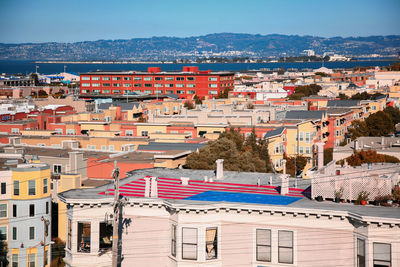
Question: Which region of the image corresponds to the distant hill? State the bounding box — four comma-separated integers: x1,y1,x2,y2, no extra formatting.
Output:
0,33,399,60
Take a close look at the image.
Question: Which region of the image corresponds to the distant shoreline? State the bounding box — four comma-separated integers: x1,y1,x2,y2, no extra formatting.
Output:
34,58,398,64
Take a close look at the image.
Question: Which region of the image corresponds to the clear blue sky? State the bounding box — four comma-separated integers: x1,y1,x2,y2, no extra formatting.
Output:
0,0,399,43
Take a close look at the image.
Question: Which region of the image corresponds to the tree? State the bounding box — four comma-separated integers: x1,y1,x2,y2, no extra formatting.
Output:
246,102,254,109
338,93,349,100
345,150,400,166
284,154,308,177
0,240,8,267
185,127,274,173
193,95,203,105
365,111,394,136
348,120,370,140
288,84,322,100
183,100,194,110
383,106,400,125
38,89,48,98
216,87,232,99
350,92,383,100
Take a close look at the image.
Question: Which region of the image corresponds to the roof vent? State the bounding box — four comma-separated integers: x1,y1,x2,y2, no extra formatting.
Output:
181,177,190,186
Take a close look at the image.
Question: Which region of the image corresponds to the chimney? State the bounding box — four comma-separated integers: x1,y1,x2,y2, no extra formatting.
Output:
181,177,190,186
315,142,325,170
280,174,289,195
354,140,359,150
216,159,224,180
204,176,208,182
68,152,83,174
144,177,151,197
150,176,158,198
282,159,287,175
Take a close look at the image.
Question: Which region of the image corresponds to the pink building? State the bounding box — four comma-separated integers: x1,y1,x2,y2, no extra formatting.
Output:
60,168,399,267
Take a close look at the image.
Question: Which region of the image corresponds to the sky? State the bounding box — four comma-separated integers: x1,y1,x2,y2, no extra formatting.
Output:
0,0,399,43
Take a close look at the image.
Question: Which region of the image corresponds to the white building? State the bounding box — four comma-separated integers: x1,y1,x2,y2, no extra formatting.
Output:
59,168,400,267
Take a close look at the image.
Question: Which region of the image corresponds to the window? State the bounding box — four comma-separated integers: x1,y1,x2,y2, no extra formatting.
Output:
187,84,195,88
0,226,6,240
0,204,7,218
112,77,121,81
99,222,113,250
0,182,5,194
154,84,163,88
12,227,17,240
11,128,19,134
43,178,48,194
66,129,76,135
123,83,131,87
81,76,90,81
171,225,176,257
177,90,185,94
144,84,152,87
29,204,35,217
113,90,121,94
12,254,18,267
209,90,218,95
92,83,100,87
29,226,35,240
134,83,142,87
208,84,217,88
208,77,218,81
278,230,293,264
305,146,310,154
28,253,35,267
165,77,173,81
206,228,217,260
187,90,195,94
126,130,133,136
123,77,131,81
141,131,148,137
81,83,90,87
305,132,310,143
155,77,163,81
256,229,271,262
28,180,36,195
299,132,304,141
176,77,184,81
357,239,365,267
176,84,184,88
92,77,100,81
67,219,72,250
102,77,110,81
144,77,152,81
373,243,391,267
187,77,195,81
133,77,142,81
13,204,17,217
53,164,62,174
13,181,19,196
78,222,91,253
46,202,49,214
108,145,114,151
299,146,304,154
182,227,197,260
165,84,174,88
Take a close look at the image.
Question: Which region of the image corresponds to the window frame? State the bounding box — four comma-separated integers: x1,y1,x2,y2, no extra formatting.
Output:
278,230,294,264
171,224,177,257
206,227,218,260
0,204,7,218
256,228,271,262
28,180,36,195
29,226,35,240
181,227,198,260
13,180,19,196
373,242,391,267
357,238,366,267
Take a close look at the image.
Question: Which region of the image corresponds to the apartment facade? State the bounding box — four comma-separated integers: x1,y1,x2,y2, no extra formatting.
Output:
80,66,235,99
0,163,51,267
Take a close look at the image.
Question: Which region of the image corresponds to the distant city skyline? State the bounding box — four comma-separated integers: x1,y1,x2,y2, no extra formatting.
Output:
0,0,399,43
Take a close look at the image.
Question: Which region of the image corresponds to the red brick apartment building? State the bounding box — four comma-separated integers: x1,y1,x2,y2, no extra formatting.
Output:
80,66,235,99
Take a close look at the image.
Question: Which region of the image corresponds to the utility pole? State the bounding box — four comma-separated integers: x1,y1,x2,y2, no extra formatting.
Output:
41,216,50,267
112,161,120,267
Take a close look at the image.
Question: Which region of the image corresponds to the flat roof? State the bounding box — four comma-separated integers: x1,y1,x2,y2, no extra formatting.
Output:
81,71,234,76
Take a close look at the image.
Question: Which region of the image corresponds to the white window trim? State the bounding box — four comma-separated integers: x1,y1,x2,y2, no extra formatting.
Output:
174,224,221,262
0,225,8,241
253,228,297,265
